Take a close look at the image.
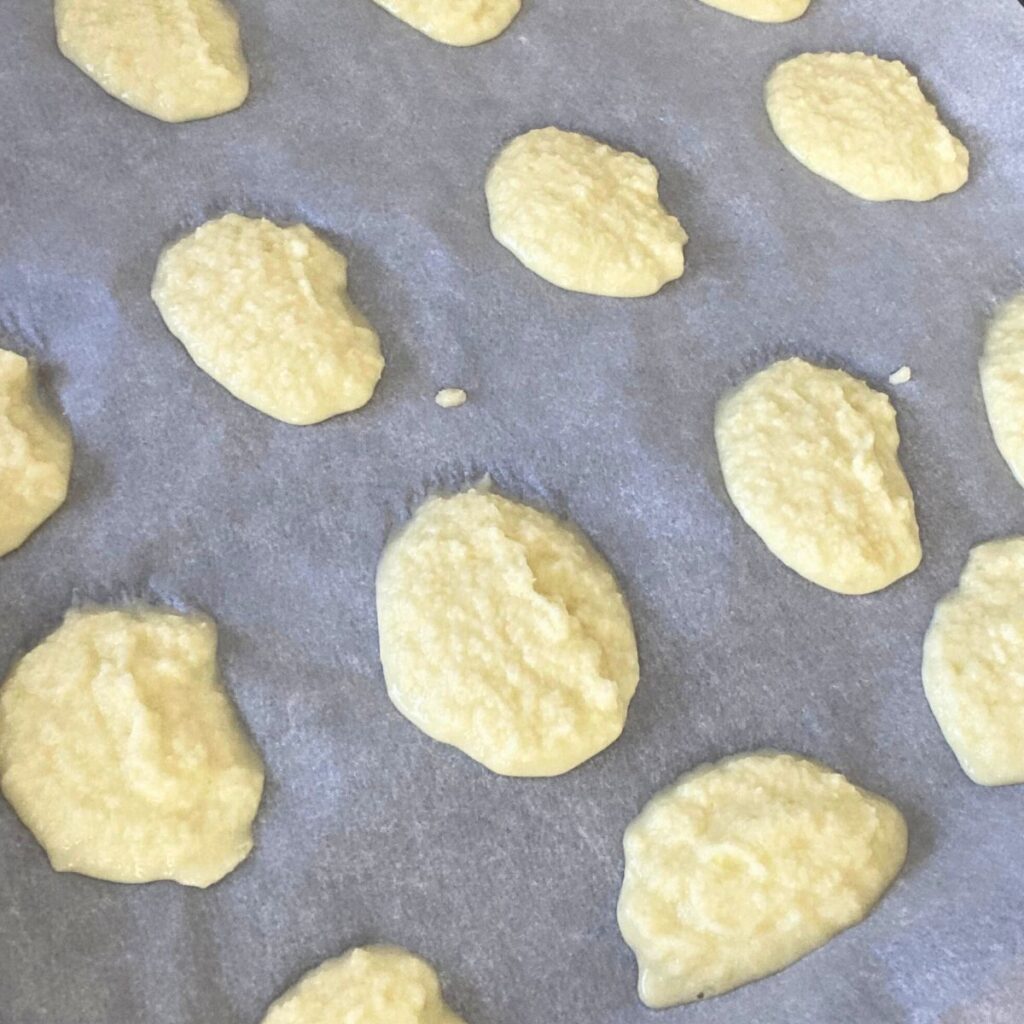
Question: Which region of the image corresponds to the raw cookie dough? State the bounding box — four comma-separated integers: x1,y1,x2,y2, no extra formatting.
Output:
152,214,385,425
697,0,810,23
0,349,72,558
922,538,1024,785
0,606,264,886
715,357,921,594
618,752,907,1008
261,946,465,1024
765,52,969,201
55,0,249,123
980,294,1024,488
376,487,639,776
370,0,520,46
485,126,687,297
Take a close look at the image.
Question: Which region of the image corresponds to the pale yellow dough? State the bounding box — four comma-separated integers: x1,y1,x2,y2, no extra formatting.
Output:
55,0,249,123
152,214,384,425
697,0,810,23
980,294,1024,488
0,607,264,886
376,487,639,776
485,127,687,297
715,357,921,594
922,539,1024,786
261,946,464,1024
618,752,907,1008
0,350,72,558
370,0,520,46
765,52,969,201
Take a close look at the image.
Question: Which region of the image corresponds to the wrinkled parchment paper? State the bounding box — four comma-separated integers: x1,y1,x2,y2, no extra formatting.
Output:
1,1,1023,1022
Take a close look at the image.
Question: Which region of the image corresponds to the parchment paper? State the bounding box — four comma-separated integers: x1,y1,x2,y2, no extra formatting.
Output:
1,1,1023,1022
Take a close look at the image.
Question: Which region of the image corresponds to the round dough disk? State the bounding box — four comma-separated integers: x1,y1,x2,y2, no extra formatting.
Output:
152,214,385,425
0,606,264,886
370,0,520,46
0,349,72,558
55,0,249,123
922,538,1024,786
485,126,687,297
617,751,907,1008
261,946,464,1024
980,294,1024,488
697,0,810,23
715,357,921,594
376,487,639,776
765,52,969,201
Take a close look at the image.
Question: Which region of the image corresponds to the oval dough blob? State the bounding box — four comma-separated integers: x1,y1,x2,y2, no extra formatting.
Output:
0,606,264,886
697,0,810,23
980,294,1024,488
618,752,907,1008
0,350,72,558
370,0,520,46
922,539,1024,786
376,487,639,776
485,127,687,297
715,357,921,594
261,946,464,1024
765,52,969,201
55,0,249,123
152,214,385,425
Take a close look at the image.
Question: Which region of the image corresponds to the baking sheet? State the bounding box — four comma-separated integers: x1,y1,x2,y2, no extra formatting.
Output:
1,1,1023,1021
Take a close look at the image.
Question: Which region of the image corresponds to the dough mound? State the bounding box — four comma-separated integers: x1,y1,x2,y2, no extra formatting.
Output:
617,752,907,1008
697,0,810,23
0,350,72,558
715,357,921,594
376,487,639,776
980,294,1024,488
0,607,264,886
765,52,969,201
922,538,1024,786
261,946,464,1024
55,0,249,123
152,214,385,425
485,126,687,297
370,0,520,46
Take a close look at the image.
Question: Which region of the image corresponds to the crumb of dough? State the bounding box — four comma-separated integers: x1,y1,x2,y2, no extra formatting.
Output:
370,0,520,46
435,387,468,408
889,365,912,385
697,0,810,23
980,294,1024,488
618,751,907,1007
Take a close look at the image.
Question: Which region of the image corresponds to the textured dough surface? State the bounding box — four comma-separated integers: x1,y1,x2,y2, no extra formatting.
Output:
55,0,249,122
980,295,1024,488
922,539,1024,786
0,350,72,558
152,214,384,425
765,52,969,201
697,0,810,23
486,127,687,297
261,946,464,1024
370,0,519,45
715,357,921,594
0,607,264,886
618,752,907,1008
376,487,639,776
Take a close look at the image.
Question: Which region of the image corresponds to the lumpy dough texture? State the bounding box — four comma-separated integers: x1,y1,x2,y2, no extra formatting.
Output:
485,127,687,297
922,539,1024,786
0,607,264,886
715,357,921,595
0,350,72,558
261,946,464,1024
617,752,908,1008
152,214,385,425
370,0,520,45
980,295,1024,488
55,0,249,123
376,487,639,776
765,52,969,201
697,0,810,23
